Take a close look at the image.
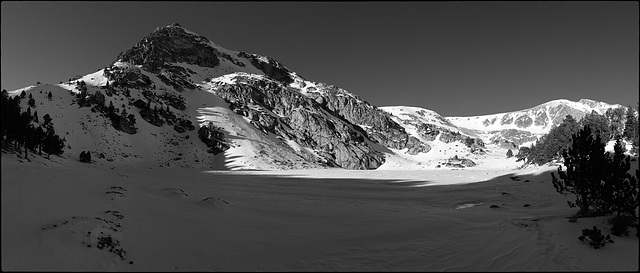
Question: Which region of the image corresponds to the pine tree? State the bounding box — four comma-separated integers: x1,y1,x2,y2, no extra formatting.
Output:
581,111,611,144
606,107,626,140
80,151,92,163
48,91,53,101
552,126,609,216
108,101,115,114
623,103,639,155
42,131,64,157
34,126,45,155
605,138,639,236
506,149,513,158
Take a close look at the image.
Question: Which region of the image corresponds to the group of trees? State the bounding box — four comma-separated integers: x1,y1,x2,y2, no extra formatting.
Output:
623,103,639,155
198,121,229,155
552,126,639,238
517,105,639,165
516,114,581,165
74,81,138,134
1,89,65,158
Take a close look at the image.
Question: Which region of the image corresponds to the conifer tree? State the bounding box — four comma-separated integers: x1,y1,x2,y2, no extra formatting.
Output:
581,111,611,144
623,103,639,155
606,107,626,139
42,130,64,157
605,138,639,235
552,126,609,216
34,126,45,155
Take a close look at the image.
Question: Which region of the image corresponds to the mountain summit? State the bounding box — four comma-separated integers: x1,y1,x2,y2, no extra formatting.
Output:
117,23,224,72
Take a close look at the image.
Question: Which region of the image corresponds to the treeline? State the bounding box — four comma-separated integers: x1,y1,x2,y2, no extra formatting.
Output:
1,89,65,159
517,104,639,165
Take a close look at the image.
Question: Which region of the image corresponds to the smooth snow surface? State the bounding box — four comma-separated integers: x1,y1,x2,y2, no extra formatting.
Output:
2,154,637,271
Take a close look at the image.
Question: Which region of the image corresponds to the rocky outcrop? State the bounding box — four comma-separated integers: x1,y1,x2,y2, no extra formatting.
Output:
173,119,195,133
104,65,153,90
212,75,385,169
304,83,427,153
490,129,538,146
500,115,513,125
156,64,197,92
439,130,466,143
514,115,533,128
492,139,518,150
440,155,476,168
534,111,548,127
117,23,221,73
405,136,431,155
416,123,440,141
237,52,294,84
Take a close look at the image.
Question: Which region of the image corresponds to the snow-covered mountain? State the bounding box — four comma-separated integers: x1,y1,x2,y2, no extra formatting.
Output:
382,99,624,151
447,98,622,134
5,23,432,170
4,23,627,170
445,98,624,147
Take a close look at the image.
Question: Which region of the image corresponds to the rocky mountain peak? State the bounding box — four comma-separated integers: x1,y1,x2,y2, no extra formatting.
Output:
116,23,221,72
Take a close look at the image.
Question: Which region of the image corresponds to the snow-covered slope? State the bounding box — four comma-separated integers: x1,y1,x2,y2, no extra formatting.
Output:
447,98,623,135
381,106,466,136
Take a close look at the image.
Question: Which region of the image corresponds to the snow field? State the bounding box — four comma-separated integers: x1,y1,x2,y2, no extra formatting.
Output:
2,154,638,271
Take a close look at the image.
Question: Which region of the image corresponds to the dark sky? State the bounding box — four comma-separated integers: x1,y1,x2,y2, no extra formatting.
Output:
2,2,638,116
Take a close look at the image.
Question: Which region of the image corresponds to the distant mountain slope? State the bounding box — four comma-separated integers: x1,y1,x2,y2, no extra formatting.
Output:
382,98,626,152
446,99,622,135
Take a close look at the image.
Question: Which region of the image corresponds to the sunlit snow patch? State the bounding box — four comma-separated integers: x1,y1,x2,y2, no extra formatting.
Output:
454,202,484,209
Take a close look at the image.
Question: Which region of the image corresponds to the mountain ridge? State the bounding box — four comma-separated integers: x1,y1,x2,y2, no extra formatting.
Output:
3,23,628,170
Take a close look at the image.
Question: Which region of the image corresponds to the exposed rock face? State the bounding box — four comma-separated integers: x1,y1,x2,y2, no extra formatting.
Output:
237,52,294,84
439,130,466,143
460,158,476,167
500,115,513,125
534,111,548,127
212,74,385,169
405,136,431,155
514,115,533,128
304,83,423,152
117,23,221,73
416,123,440,141
440,156,476,168
483,117,497,126
173,119,195,133
492,139,518,150
104,65,153,90
490,129,538,146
